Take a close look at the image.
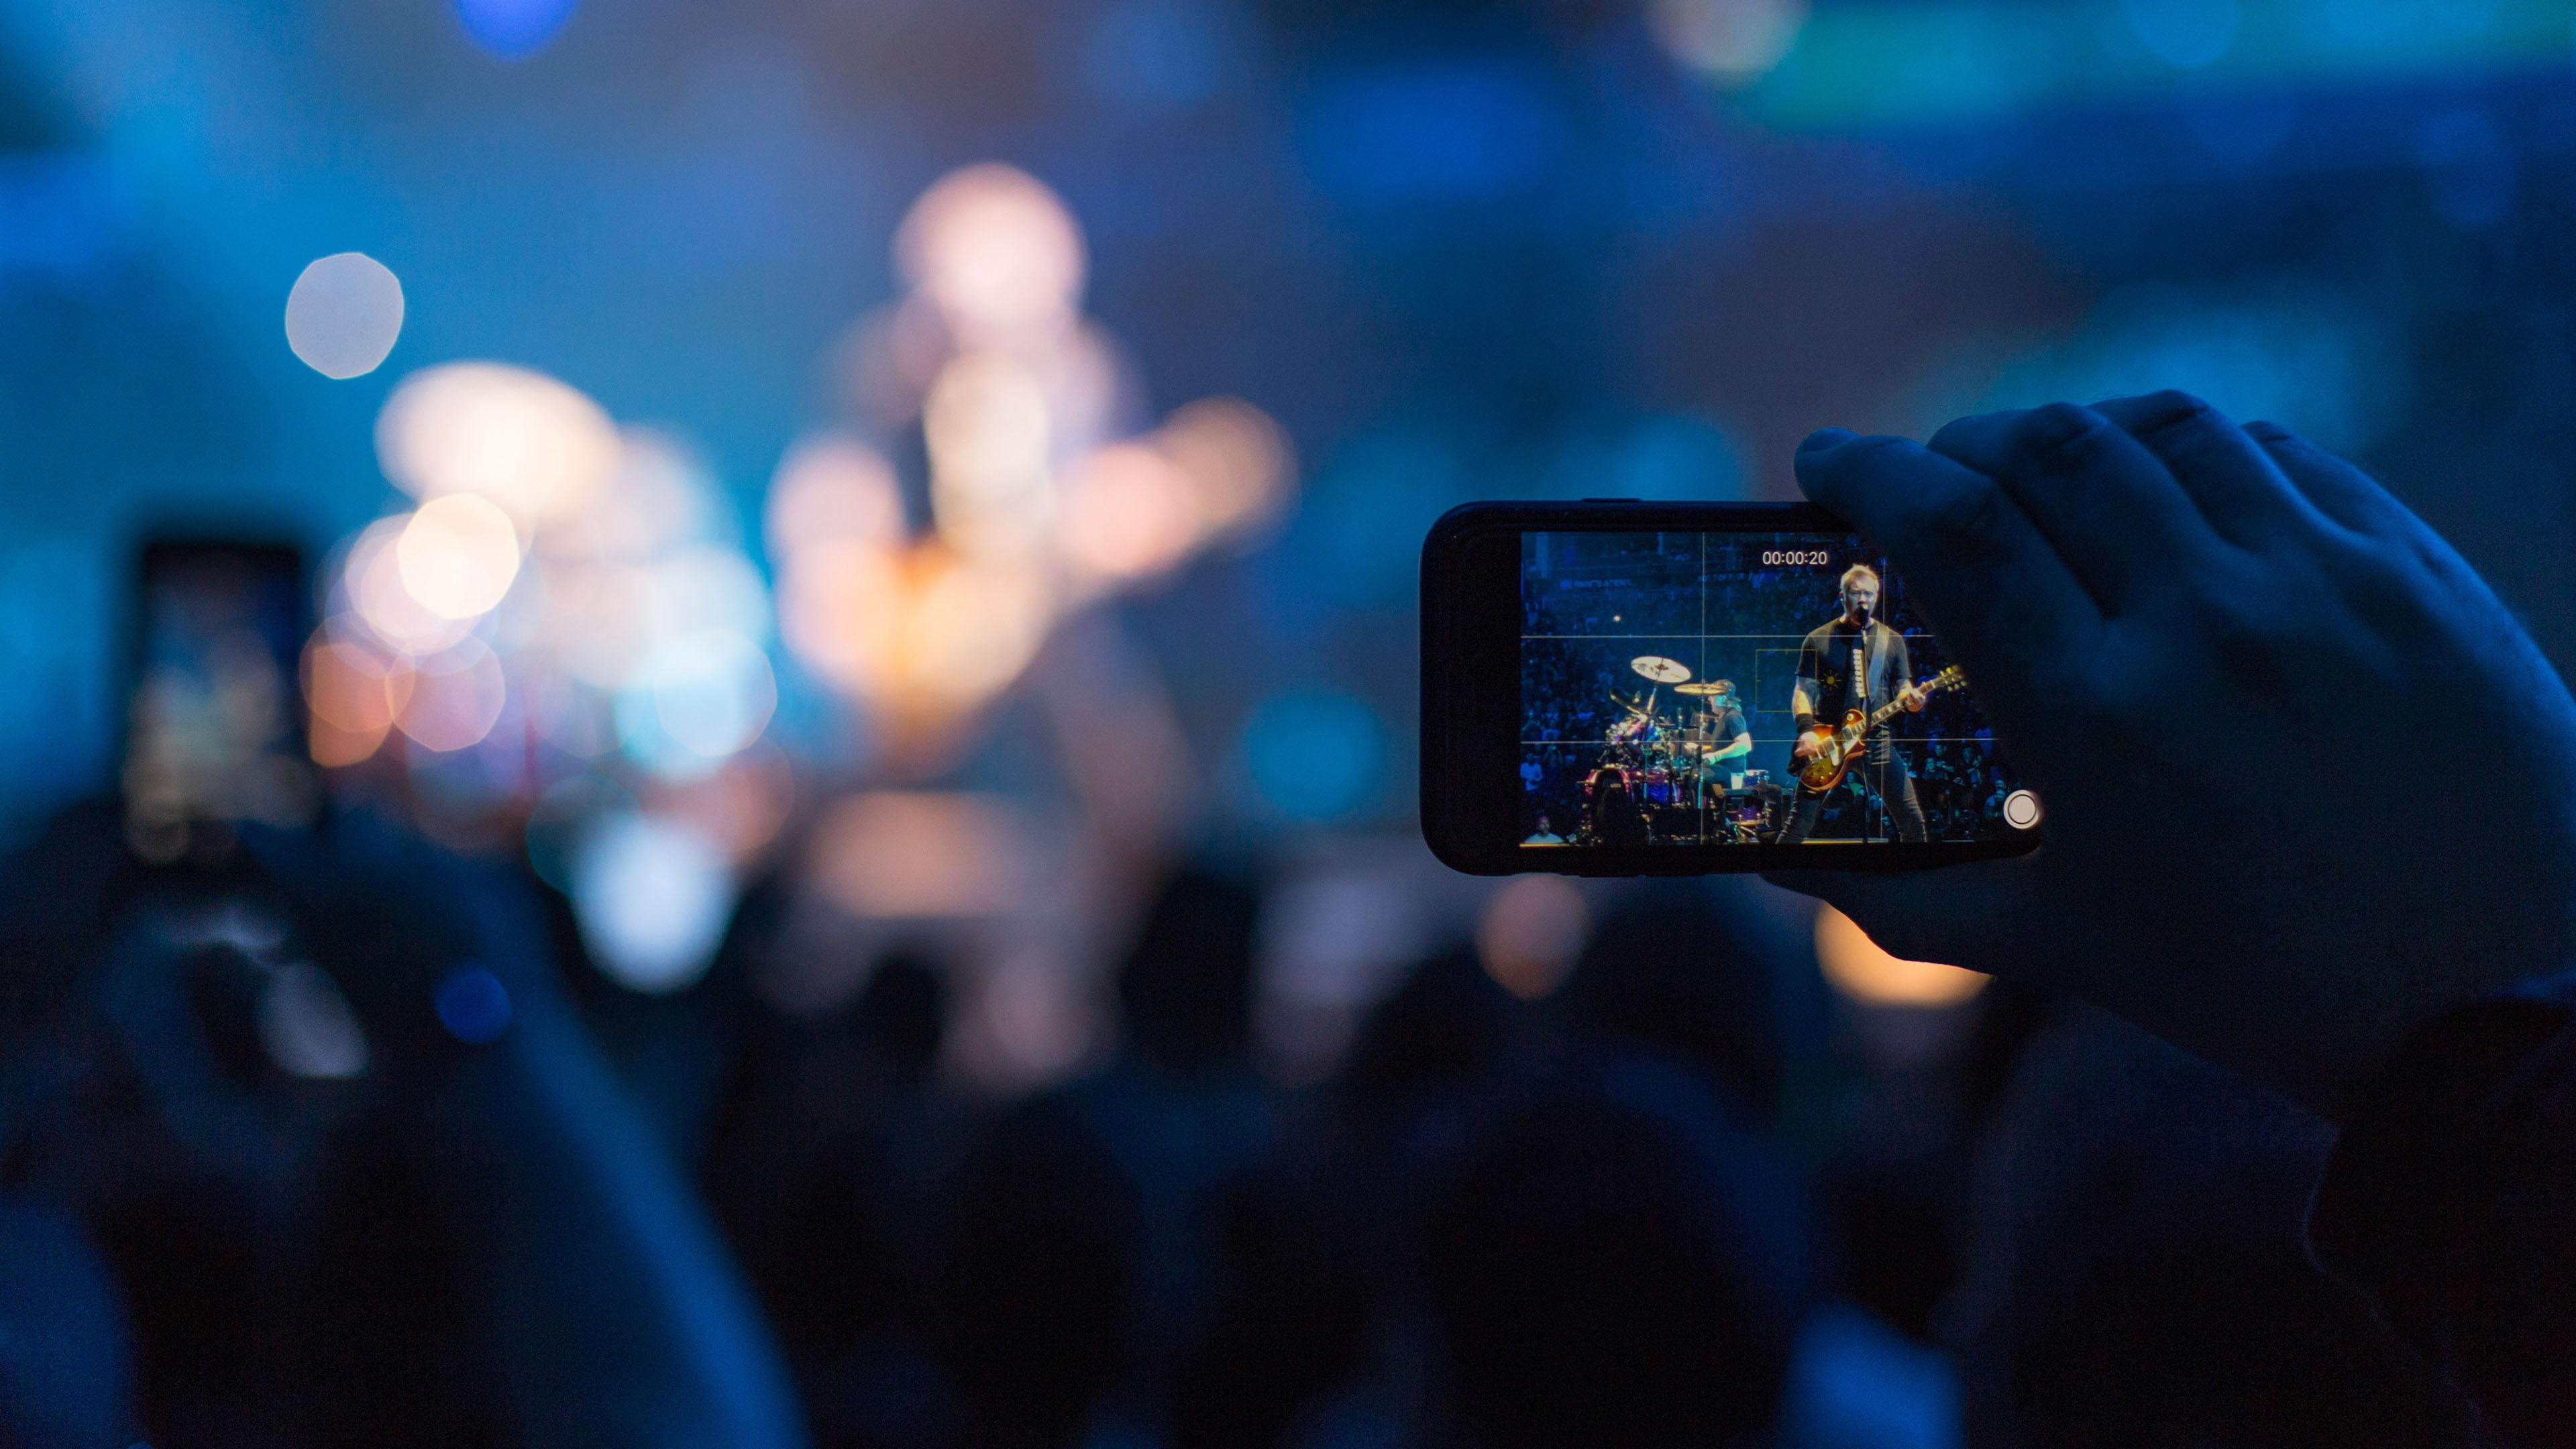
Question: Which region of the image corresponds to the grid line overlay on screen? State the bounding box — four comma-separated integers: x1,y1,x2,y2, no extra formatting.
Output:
1517,530,2005,845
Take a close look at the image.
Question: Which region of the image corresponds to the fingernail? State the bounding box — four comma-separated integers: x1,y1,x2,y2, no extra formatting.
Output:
1798,427,1856,454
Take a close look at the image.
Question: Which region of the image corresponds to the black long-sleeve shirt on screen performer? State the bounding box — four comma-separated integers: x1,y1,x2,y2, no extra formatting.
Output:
1795,619,1911,724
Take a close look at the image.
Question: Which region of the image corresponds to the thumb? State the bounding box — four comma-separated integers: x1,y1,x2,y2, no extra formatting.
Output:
1764,854,2048,981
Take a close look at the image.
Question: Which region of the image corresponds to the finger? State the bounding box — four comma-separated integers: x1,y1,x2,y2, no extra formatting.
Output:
1795,429,2098,707
2087,392,2325,549
1764,855,2047,983
1928,402,2222,614
2239,421,2424,540
2239,422,2495,608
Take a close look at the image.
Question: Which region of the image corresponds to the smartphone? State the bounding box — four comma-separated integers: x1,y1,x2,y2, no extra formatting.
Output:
1421,501,2043,875
121,538,317,863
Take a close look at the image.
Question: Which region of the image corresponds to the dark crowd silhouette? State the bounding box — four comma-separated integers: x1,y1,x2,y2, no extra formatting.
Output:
2,797,2486,1449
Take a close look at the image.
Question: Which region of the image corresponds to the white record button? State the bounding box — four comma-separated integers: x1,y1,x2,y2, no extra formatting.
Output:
2002,789,2043,830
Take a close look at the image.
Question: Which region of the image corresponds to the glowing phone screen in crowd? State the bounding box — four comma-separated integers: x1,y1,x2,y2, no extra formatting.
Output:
123,543,315,856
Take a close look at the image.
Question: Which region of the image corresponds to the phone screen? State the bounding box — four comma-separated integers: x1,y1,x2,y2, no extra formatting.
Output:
1517,529,2039,852
123,541,316,859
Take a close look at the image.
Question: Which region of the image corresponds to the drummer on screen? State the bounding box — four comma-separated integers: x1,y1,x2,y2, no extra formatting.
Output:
1691,680,1754,794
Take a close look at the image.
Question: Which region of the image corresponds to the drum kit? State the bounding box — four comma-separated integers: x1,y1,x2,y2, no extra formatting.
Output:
1580,656,1772,842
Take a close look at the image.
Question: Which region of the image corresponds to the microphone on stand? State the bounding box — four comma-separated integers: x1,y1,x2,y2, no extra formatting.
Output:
1851,599,1875,710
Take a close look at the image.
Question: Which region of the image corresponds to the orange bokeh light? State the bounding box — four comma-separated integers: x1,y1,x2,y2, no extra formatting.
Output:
1814,904,1987,1007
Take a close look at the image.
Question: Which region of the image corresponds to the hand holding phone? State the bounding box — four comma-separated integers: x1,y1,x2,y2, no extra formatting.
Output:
1772,394,2576,1120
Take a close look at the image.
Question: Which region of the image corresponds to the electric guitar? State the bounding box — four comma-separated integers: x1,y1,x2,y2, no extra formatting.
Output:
1792,665,1966,794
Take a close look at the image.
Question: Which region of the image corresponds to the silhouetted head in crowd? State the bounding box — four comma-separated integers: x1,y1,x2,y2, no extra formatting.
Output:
858,950,947,1081
1115,867,1260,1070
1562,892,1784,1114
1587,768,1646,847
1340,943,1512,1109
937,1099,1136,1449
1421,1061,1815,1449
1952,1006,2478,1448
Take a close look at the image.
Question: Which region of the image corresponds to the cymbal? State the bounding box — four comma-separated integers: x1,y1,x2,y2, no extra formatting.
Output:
1630,655,1690,684
1673,682,1728,696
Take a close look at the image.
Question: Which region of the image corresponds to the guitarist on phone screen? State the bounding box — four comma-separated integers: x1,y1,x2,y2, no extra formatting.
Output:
1782,563,1929,843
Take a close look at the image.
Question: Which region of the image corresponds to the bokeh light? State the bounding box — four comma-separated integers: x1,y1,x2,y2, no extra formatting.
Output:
808,792,1024,918
541,562,657,690
340,517,476,657
546,429,713,564
1058,442,1198,584
376,362,619,526
569,812,734,994
395,640,509,753
433,966,514,1044
1240,692,1386,823
283,252,405,379
1814,904,1987,1008
618,629,778,775
396,494,524,621
895,164,1087,346
765,435,906,563
1646,0,1811,85
453,0,578,59
662,745,796,861
301,630,413,767
1157,396,1293,541
1476,875,1589,1001
780,541,1053,724
925,352,1056,559
643,547,771,650
910,553,1055,711
648,632,777,759
971,951,1095,1085
777,541,890,696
